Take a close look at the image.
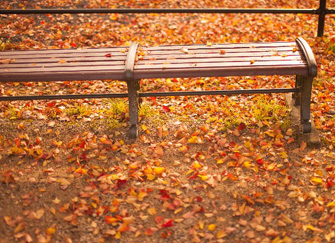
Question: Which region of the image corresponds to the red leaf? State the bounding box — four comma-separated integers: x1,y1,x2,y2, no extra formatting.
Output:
194,196,203,202
47,101,56,108
115,179,127,189
326,178,334,188
105,53,112,57
237,122,246,130
155,216,164,224
162,219,174,228
189,171,199,180
159,189,171,200
162,106,171,112
256,159,264,166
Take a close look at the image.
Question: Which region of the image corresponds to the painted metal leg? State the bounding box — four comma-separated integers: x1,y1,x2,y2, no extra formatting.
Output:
127,79,140,139
293,75,302,106
300,76,313,133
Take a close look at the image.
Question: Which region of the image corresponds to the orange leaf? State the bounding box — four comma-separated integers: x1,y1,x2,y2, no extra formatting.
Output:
217,230,227,238
208,224,216,231
105,216,118,224
46,227,56,235
118,222,129,232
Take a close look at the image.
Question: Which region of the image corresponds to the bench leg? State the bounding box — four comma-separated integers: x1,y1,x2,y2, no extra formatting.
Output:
127,79,140,139
293,75,302,106
300,76,313,133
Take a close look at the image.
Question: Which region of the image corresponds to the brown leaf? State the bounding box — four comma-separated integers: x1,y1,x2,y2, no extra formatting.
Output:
64,214,77,222
2,170,15,185
14,222,25,233
245,230,255,238
0,59,14,64
182,211,195,219
28,209,45,220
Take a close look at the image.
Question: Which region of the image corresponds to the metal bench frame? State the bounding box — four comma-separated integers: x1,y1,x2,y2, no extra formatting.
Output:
0,38,317,138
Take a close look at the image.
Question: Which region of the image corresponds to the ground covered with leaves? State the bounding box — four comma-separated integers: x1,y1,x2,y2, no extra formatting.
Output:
1,0,335,242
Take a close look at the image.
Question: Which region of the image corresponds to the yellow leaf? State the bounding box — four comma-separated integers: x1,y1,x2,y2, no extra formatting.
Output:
114,231,121,239
188,136,199,144
198,220,205,229
303,224,315,231
265,130,275,137
243,161,252,168
327,201,335,208
146,174,156,180
311,177,323,184
267,163,276,170
147,207,157,215
192,161,202,169
154,167,165,175
208,224,216,231
142,124,147,131
186,169,195,175
198,175,209,181
110,174,119,180
217,230,227,238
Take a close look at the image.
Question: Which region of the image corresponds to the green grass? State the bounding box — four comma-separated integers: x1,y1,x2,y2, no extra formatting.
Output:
65,103,91,117
0,40,9,51
102,99,128,130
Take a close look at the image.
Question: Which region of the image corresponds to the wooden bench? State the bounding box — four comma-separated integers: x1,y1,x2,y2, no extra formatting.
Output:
0,37,317,138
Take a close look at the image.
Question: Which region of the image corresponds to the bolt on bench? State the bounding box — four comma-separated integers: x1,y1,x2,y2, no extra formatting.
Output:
0,37,317,138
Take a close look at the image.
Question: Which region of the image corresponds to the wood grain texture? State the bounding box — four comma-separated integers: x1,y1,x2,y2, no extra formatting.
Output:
0,41,308,82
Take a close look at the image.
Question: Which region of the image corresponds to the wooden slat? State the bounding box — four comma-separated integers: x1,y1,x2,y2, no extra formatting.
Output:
1,65,125,74
0,47,128,56
134,65,309,80
139,51,304,62
146,42,297,51
0,61,126,69
0,57,126,66
142,47,299,57
0,52,127,60
139,56,304,66
2,71,125,82
135,60,306,70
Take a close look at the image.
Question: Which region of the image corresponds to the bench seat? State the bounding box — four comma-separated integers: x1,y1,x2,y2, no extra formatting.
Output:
134,41,309,79
0,38,317,138
0,47,128,82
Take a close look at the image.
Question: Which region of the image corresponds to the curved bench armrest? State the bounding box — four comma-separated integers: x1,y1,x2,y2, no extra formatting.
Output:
296,37,317,77
125,42,139,81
